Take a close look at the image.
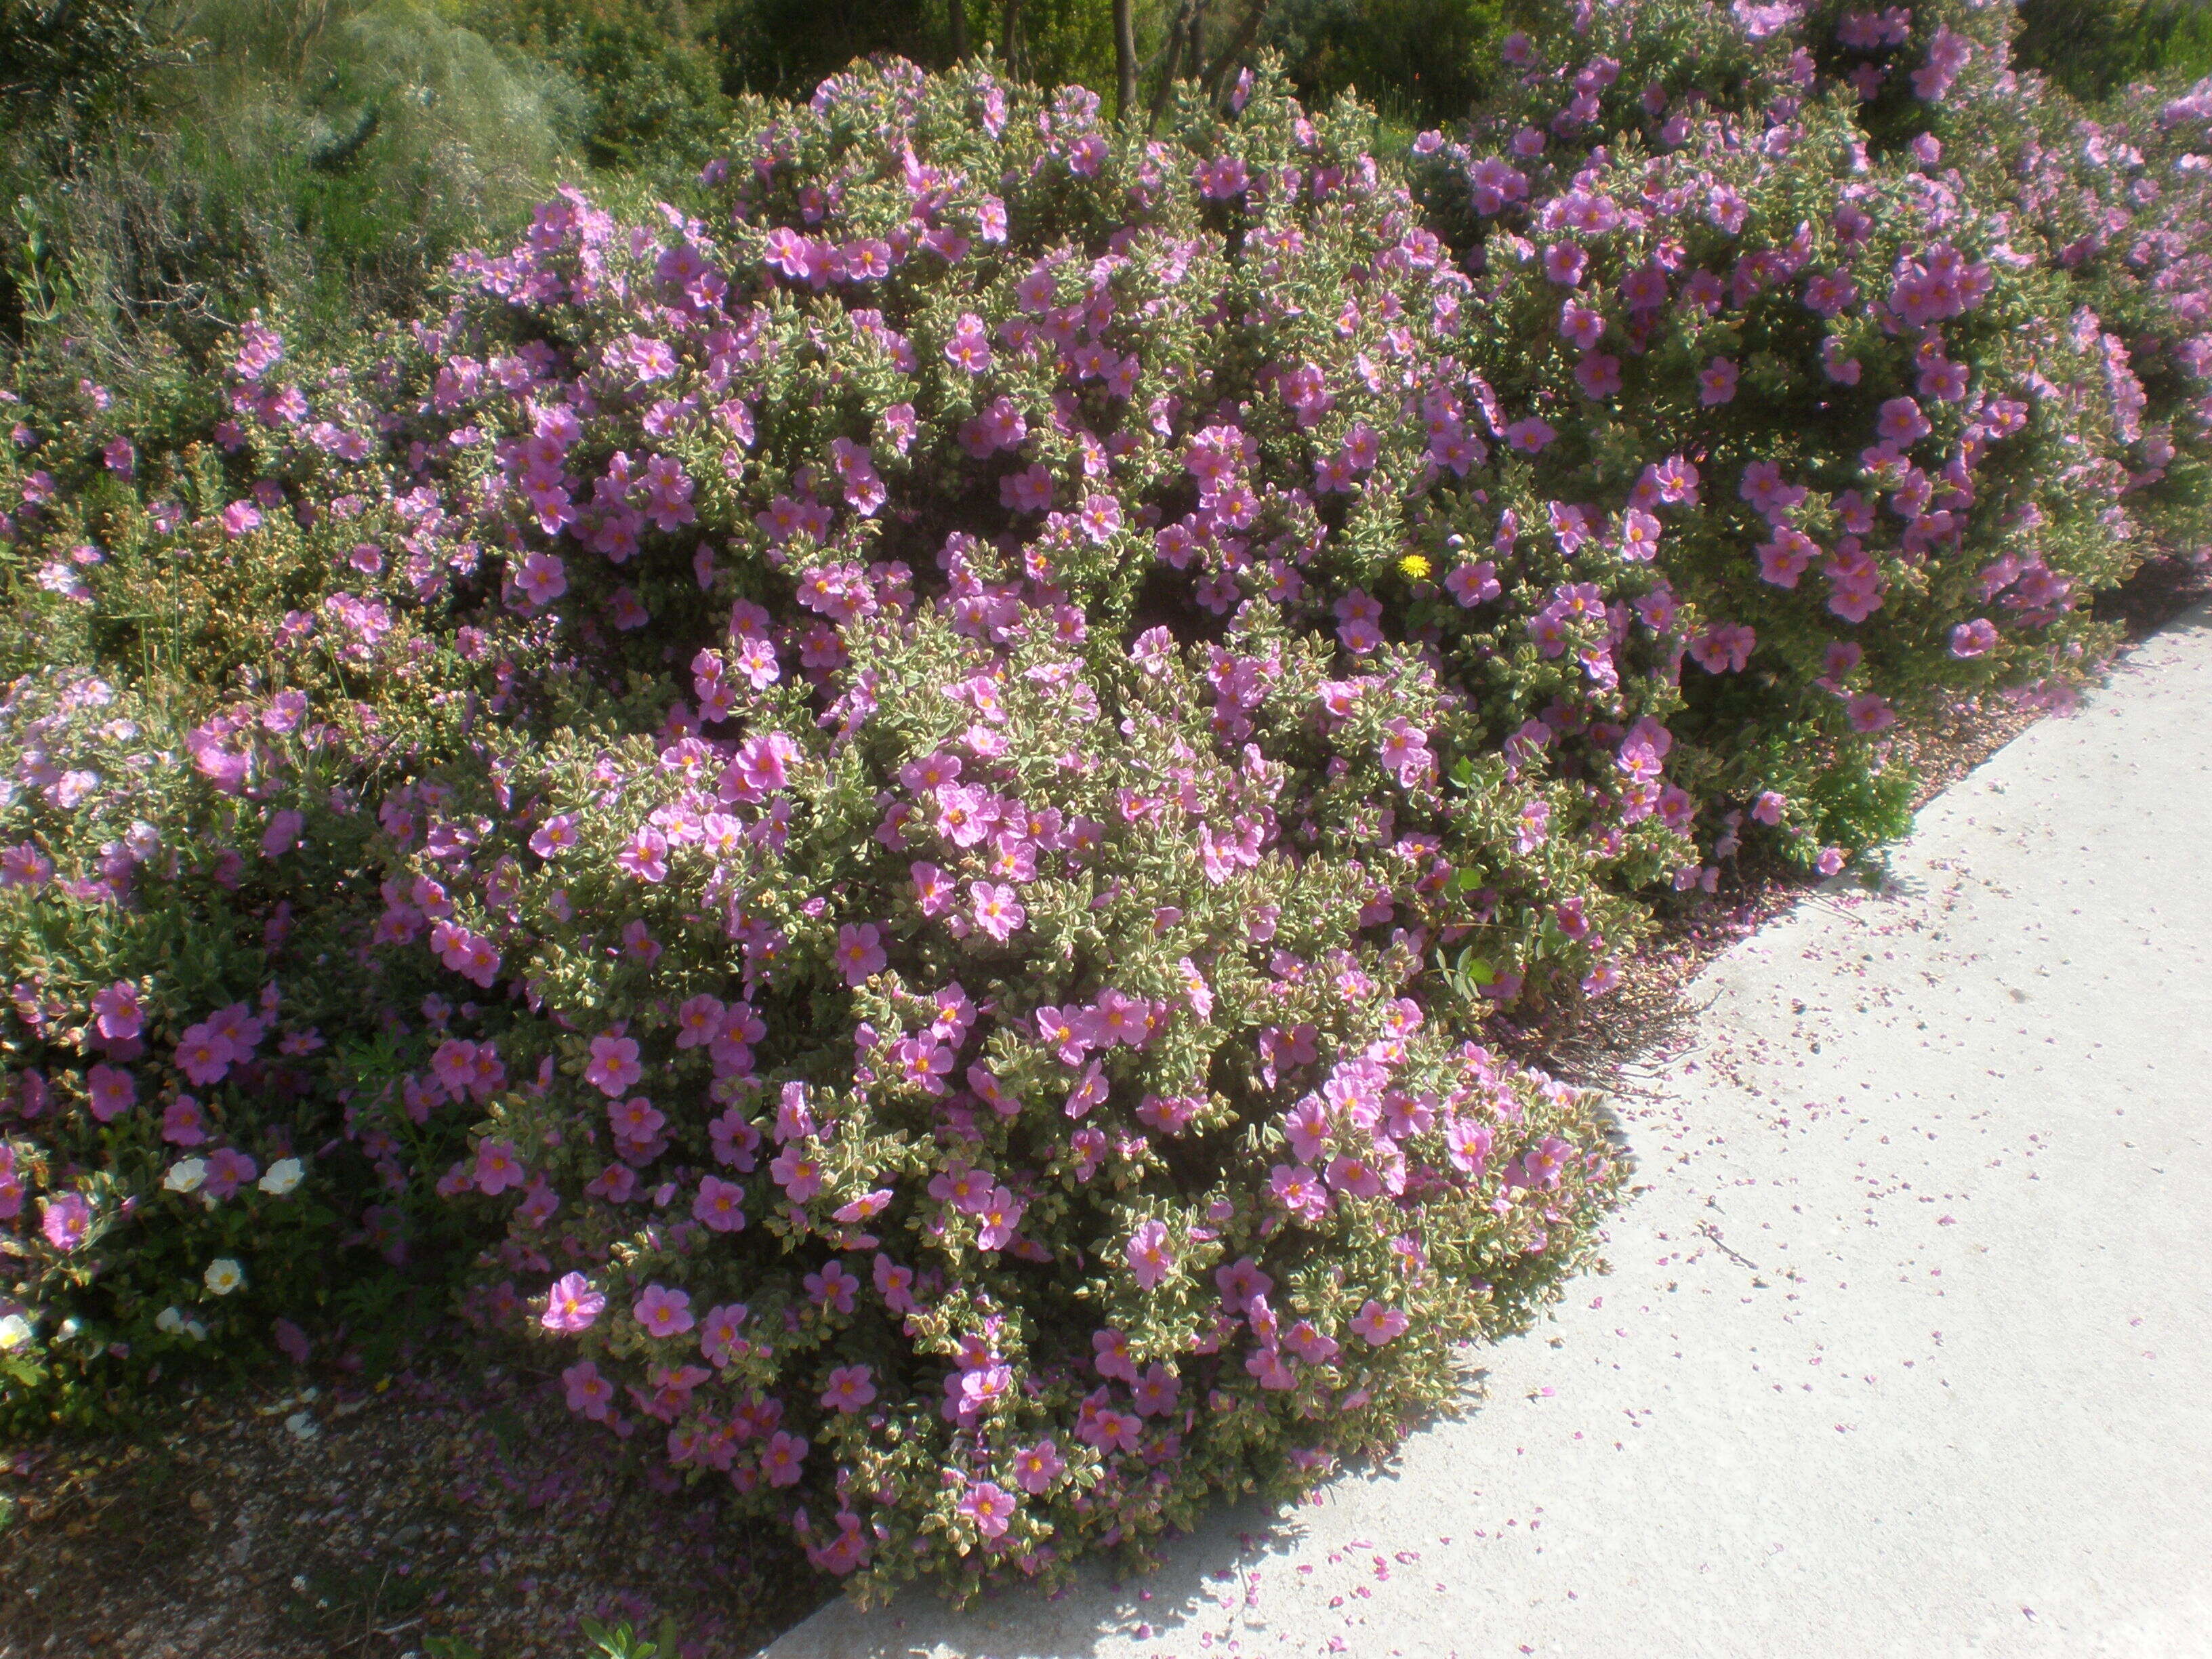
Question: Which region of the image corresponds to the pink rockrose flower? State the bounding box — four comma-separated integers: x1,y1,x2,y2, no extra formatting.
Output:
1126,1218,1174,1288
634,1283,695,1338
1349,1299,1411,1346
542,1272,606,1333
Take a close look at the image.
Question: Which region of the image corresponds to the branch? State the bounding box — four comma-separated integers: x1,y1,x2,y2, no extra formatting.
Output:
1200,0,1270,101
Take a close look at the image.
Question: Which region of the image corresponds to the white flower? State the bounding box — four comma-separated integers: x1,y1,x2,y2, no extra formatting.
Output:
154,1306,185,1334
185,1318,207,1341
258,1157,304,1197
203,1258,245,1296
164,1158,207,1193
0,1313,31,1351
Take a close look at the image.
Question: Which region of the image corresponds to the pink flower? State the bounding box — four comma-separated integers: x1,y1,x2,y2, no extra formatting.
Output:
41,1191,92,1251
771,1146,825,1202
693,1174,748,1232
1011,1438,1065,1494
1131,1363,1181,1416
1325,1153,1383,1200
260,808,304,859
1075,1389,1142,1453
1446,560,1501,606
1215,1256,1275,1314
1574,352,1622,398
1688,623,1757,674
563,1359,615,1419
1504,416,1556,454
1525,1134,1572,1187
762,1429,808,1486
1126,1218,1174,1289
542,1271,606,1333
616,824,668,882
959,1480,1018,1538
1093,1326,1140,1382
1878,396,1931,445
515,551,567,606
585,1033,642,1096
0,843,55,890
1065,1059,1108,1119
700,1301,750,1366
1269,1162,1327,1221
202,1145,258,1200
529,813,579,858
1033,1004,1094,1065
1445,1118,1493,1175
91,981,143,1042
634,1283,694,1337
1197,154,1250,199
1757,531,1817,588
674,994,726,1050
1376,718,1433,787
162,1096,209,1145
945,313,993,374
836,922,887,985
85,1063,136,1123
974,1186,1024,1251
1845,692,1896,734
474,1137,527,1195
804,1260,860,1313
1349,1299,1410,1346
1077,493,1122,544
1698,358,1740,405
174,1023,234,1087
821,1364,878,1414
1950,618,1998,658
970,881,1025,942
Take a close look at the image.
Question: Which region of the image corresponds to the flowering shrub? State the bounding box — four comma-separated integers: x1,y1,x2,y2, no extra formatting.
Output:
1397,0,2194,878
369,600,1619,1592
0,668,460,1425
0,354,505,1420
1917,35,2212,567
1,1,2205,1604
310,63,1631,1595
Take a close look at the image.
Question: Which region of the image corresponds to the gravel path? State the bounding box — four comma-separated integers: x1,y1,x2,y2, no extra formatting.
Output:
766,607,2212,1659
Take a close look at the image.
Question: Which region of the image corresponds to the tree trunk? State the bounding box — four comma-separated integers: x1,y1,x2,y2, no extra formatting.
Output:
949,0,968,61
1000,0,1019,77
1146,0,1192,132
1113,0,1137,122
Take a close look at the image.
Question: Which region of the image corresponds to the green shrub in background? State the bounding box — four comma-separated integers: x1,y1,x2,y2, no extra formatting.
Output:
459,0,735,178
2015,0,2212,102
1262,0,1507,133
1,0,568,363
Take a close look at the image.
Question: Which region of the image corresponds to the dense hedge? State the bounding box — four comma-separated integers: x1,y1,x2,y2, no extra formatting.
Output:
3,0,2208,1605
